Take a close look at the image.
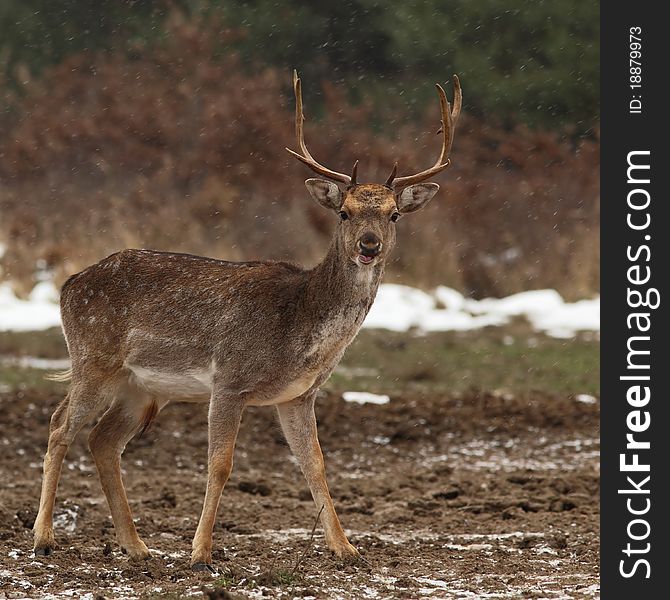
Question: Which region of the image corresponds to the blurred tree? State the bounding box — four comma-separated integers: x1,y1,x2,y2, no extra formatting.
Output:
0,0,182,85
0,0,598,130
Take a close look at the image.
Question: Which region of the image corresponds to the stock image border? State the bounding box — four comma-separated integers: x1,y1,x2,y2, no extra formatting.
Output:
601,4,668,596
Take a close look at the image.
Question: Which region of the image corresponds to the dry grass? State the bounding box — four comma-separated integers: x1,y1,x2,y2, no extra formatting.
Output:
0,13,599,299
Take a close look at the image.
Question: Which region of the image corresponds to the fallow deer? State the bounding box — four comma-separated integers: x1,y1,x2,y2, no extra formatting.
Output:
33,71,462,569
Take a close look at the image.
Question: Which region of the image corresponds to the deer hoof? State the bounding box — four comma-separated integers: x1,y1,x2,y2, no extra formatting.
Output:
128,552,152,562
191,562,216,573
332,541,360,560
124,542,151,561
34,546,53,557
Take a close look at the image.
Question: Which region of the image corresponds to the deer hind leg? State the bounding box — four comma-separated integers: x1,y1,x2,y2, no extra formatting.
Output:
191,396,245,570
33,374,114,555
88,391,162,560
276,392,359,559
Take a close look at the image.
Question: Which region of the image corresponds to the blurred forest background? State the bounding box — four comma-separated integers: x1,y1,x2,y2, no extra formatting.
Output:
0,0,599,299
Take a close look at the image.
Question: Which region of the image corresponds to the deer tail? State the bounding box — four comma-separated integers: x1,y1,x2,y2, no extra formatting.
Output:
45,368,73,382
139,398,159,437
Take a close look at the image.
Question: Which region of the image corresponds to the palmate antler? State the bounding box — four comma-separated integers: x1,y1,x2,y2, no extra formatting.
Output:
286,71,462,191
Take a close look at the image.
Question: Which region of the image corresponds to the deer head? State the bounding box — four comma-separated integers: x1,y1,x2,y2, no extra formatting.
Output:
286,70,462,267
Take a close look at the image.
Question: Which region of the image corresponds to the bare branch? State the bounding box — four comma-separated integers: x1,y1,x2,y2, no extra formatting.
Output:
290,504,325,577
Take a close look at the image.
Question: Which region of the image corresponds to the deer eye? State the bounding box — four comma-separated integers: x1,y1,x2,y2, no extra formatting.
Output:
390,212,401,222
339,211,349,221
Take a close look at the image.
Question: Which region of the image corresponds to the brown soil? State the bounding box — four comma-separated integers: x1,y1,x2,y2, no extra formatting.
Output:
0,387,599,599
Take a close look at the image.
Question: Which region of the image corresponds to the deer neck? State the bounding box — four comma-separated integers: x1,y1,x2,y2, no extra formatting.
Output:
303,234,384,323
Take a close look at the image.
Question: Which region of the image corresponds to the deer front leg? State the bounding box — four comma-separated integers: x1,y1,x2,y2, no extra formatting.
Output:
276,392,359,558
191,395,245,570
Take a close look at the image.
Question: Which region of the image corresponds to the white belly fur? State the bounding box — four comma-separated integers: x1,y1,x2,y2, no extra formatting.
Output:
126,364,316,405
249,373,317,406
127,365,212,400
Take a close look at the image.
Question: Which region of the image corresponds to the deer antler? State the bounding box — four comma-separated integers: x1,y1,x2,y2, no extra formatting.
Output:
286,70,358,186
386,75,462,191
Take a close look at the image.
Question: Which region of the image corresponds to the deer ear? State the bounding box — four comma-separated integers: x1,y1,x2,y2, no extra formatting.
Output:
305,179,343,211
397,183,440,214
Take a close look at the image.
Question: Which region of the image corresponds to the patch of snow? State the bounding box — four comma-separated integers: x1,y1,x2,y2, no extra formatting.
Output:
443,543,493,551
415,576,449,589
363,284,435,331
420,437,599,472
342,391,390,405
575,394,598,405
434,286,466,311
30,281,60,303
528,297,600,339
371,435,391,445
364,285,599,338
465,289,564,317
0,282,61,332
579,584,601,595
0,356,71,370
53,505,81,533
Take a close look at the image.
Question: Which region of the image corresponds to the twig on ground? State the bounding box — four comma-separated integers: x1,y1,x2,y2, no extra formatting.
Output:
290,504,324,577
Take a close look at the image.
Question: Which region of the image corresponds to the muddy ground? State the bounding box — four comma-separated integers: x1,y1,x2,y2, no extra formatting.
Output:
0,329,599,599
0,387,599,598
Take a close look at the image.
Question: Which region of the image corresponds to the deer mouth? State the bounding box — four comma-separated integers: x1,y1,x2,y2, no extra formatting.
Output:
357,254,375,265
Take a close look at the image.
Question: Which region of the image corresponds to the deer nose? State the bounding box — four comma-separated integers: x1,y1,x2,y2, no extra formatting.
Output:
358,232,382,257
